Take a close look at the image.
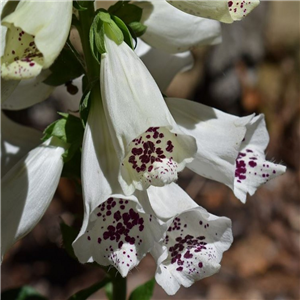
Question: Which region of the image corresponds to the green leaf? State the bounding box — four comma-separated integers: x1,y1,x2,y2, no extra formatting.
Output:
108,2,143,24
104,282,113,300
68,278,111,300
43,43,85,86
128,22,147,38
1,286,47,300
129,278,155,300
111,15,133,49
42,113,84,162
60,221,79,260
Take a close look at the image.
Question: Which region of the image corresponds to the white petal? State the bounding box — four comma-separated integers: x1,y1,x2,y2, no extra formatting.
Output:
168,0,260,24
233,115,286,203
136,1,221,53
1,78,19,102
166,98,253,188
1,137,67,256
146,183,198,221
73,194,166,277
152,206,233,295
76,94,122,253
1,0,72,79
101,36,197,194
1,70,54,110
135,39,193,93
1,112,41,177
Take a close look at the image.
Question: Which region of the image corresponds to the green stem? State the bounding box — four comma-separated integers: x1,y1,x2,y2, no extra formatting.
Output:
111,270,127,300
77,1,99,82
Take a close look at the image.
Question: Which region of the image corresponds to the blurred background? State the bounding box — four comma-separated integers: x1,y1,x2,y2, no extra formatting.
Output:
2,1,299,299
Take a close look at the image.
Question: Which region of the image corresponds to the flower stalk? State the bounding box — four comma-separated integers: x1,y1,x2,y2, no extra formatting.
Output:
77,1,99,82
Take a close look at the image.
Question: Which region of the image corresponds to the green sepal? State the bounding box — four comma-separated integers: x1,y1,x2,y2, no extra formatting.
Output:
111,15,133,49
68,278,111,300
128,22,147,38
89,17,105,63
60,221,79,260
43,42,85,86
61,147,81,180
1,286,47,300
103,19,124,46
129,278,155,300
42,113,84,163
79,89,91,126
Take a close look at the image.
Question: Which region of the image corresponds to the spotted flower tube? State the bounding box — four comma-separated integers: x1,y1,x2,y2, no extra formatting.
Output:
166,98,286,203
135,0,221,53
100,34,197,195
73,96,166,276
167,0,260,23
1,135,68,256
1,0,72,80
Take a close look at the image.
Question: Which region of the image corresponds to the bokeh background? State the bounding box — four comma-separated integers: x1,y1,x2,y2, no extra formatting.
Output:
2,1,299,299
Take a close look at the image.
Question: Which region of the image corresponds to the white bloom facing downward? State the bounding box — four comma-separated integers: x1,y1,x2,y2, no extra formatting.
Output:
1,136,67,256
136,0,221,53
167,0,260,23
100,35,197,195
146,183,232,295
1,0,72,79
166,98,286,203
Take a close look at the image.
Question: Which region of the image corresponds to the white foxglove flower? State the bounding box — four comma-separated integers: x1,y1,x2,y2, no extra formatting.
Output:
1,0,72,80
166,98,286,203
1,136,67,256
168,0,260,23
146,183,233,295
136,0,221,53
1,112,41,176
233,114,286,202
100,35,197,195
135,39,193,93
1,70,54,109
73,97,166,276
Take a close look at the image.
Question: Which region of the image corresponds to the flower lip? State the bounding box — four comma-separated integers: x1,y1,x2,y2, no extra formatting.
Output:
73,194,166,277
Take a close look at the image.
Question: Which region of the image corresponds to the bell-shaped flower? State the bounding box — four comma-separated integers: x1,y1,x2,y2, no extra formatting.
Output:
100,34,197,195
73,97,166,276
166,98,286,203
167,0,260,23
136,0,221,53
1,0,72,80
1,112,41,175
135,39,193,93
1,134,68,256
143,183,232,295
